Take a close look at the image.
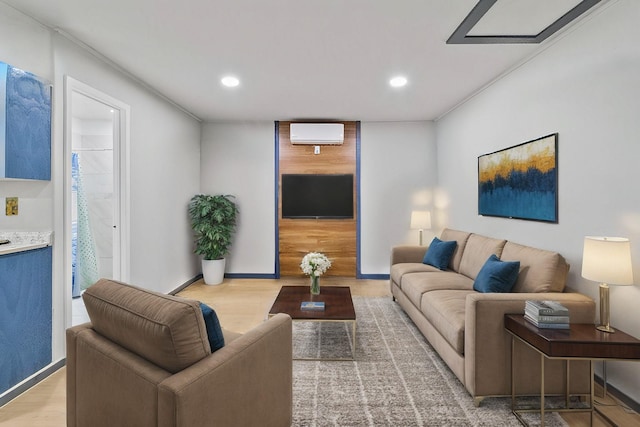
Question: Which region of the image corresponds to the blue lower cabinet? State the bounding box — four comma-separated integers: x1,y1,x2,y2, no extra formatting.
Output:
0,247,52,395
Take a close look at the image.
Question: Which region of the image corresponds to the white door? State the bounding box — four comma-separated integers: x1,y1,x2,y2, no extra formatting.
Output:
64,77,130,325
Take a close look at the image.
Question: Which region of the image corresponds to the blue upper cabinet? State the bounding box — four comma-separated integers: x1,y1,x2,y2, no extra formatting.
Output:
0,61,52,181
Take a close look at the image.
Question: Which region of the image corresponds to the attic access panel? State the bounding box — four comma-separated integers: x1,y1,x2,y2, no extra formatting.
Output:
447,0,601,44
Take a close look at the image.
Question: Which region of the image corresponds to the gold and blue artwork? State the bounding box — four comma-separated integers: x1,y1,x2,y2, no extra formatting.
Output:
478,134,558,223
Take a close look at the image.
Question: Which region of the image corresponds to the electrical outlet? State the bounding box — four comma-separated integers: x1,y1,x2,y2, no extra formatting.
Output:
6,197,18,216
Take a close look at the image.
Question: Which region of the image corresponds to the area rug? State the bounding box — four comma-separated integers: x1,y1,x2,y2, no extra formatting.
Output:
292,296,568,426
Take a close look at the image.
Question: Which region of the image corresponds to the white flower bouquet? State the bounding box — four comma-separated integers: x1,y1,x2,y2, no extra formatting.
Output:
300,252,332,277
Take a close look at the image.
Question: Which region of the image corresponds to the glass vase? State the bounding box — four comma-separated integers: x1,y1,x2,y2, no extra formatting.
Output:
310,275,320,295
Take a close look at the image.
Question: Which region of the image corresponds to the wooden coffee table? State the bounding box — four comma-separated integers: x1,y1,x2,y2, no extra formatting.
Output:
269,285,356,360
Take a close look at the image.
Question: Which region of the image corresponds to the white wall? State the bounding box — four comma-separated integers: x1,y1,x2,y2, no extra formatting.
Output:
52,34,202,295
200,121,437,277
0,5,57,375
436,0,640,402
200,122,276,274
0,4,52,231
360,121,437,275
0,5,202,372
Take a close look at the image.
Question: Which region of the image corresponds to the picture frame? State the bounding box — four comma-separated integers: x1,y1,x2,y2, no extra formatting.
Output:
478,133,558,223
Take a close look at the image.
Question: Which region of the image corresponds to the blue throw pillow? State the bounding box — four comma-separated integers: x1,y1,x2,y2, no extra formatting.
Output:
473,254,521,293
422,237,457,270
199,302,225,352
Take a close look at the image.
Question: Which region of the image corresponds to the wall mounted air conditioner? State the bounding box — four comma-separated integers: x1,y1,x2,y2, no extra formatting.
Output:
290,123,344,145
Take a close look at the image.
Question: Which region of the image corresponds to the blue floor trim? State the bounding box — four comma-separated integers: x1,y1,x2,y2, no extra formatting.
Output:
358,274,390,280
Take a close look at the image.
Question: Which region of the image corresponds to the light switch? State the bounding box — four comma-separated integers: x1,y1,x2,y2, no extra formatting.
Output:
314,145,320,155
6,197,18,216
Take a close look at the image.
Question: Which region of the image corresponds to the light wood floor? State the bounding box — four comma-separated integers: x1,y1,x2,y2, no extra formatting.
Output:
0,277,638,426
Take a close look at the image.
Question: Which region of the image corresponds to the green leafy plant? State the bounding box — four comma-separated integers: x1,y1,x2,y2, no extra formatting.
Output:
188,194,239,260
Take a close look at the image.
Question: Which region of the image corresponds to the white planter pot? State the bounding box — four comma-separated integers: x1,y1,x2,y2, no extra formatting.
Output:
202,258,226,285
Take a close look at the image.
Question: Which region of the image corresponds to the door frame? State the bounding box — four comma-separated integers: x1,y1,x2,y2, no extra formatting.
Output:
63,76,131,322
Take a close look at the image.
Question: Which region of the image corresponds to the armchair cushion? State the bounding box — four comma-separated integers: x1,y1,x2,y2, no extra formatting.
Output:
82,279,211,373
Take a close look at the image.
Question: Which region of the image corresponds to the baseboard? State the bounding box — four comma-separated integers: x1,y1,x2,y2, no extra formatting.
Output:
358,273,390,280
594,374,640,414
169,275,202,295
224,273,278,279
0,358,66,407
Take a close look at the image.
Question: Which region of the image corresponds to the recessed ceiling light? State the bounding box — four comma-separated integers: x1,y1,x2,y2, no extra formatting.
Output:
389,76,408,88
221,76,240,88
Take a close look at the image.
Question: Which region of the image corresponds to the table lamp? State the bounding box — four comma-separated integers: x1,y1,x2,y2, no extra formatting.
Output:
581,236,634,333
410,211,431,246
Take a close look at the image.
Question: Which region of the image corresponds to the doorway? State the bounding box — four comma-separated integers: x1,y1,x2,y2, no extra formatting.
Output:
64,77,130,326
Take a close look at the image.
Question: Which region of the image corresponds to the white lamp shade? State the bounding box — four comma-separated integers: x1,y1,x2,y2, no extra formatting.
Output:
581,236,634,285
410,211,431,230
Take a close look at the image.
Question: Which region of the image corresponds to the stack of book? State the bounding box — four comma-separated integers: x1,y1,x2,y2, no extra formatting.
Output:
524,300,570,329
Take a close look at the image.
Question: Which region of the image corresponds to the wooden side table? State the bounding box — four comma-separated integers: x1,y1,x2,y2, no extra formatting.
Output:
505,314,640,427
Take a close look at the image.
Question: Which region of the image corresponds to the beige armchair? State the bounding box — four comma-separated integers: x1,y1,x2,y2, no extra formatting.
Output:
66,279,292,427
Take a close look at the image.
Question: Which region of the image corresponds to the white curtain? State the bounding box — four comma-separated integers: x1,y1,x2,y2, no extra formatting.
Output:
71,152,99,297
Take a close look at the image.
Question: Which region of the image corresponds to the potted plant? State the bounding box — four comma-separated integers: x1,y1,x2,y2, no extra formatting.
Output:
188,194,239,285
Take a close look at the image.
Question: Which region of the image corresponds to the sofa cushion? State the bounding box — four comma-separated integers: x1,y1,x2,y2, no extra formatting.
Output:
473,254,520,293
390,263,441,287
83,279,211,373
423,237,457,270
402,272,474,308
200,303,225,352
458,234,507,280
420,290,473,354
440,229,472,272
501,241,570,292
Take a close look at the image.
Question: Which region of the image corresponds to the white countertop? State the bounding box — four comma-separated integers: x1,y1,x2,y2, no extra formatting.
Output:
0,231,53,255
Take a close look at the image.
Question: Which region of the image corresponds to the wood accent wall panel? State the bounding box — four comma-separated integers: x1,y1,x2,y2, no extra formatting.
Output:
278,121,357,277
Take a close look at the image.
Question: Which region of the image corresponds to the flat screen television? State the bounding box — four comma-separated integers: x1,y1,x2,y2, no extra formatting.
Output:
281,174,354,219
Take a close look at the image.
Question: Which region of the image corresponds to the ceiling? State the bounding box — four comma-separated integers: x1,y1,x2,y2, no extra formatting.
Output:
4,0,605,122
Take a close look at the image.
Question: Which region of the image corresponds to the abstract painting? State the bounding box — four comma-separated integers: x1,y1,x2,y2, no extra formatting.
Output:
478,134,558,223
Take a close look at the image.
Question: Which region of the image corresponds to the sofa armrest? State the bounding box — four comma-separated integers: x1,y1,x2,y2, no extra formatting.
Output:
391,245,428,265
158,313,293,427
464,292,595,398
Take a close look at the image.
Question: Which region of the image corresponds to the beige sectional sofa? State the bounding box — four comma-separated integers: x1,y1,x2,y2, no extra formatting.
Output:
390,228,596,405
